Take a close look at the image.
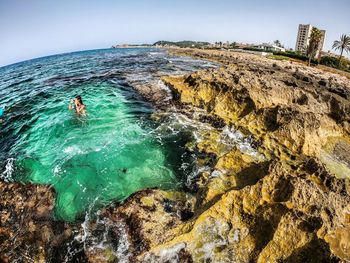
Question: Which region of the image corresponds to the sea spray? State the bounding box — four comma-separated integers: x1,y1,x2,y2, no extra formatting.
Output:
73,206,131,262
220,126,265,160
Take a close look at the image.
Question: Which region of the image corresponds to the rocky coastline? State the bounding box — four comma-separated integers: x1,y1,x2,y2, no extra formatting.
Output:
1,48,350,262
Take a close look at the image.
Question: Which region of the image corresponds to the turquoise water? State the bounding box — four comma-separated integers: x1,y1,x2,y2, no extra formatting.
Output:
0,48,216,221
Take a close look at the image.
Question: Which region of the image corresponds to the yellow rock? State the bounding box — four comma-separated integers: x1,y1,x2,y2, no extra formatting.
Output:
325,226,350,261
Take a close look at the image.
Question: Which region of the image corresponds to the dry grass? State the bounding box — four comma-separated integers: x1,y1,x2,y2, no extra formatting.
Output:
317,64,350,79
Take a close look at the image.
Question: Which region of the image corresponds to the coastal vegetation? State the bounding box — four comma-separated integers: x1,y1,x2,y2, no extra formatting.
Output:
320,55,350,73
272,50,311,61
153,40,210,48
332,34,350,63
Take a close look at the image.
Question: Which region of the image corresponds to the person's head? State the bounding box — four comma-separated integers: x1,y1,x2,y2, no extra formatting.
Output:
75,95,84,105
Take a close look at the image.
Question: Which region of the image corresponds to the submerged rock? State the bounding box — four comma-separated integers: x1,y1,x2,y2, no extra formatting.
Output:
0,181,83,262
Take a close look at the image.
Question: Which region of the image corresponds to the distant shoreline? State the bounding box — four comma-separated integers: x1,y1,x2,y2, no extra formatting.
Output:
111,45,154,49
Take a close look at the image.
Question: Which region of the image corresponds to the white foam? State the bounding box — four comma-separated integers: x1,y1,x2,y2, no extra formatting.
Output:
53,165,62,175
157,80,173,101
220,126,265,160
200,238,227,261
232,229,240,242
64,145,83,155
154,110,214,139
194,218,230,261
74,201,95,244
144,218,231,262
144,243,187,263
210,170,223,178
114,221,131,263
73,204,131,263
1,158,15,182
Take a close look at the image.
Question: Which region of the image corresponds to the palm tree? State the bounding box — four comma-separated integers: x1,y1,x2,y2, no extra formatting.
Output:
274,40,282,47
307,27,323,66
332,34,350,63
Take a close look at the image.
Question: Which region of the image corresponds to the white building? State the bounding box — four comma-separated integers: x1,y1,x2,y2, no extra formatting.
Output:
254,43,286,52
295,24,326,58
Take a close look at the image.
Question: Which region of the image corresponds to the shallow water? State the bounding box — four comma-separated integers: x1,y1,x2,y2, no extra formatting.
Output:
0,48,216,221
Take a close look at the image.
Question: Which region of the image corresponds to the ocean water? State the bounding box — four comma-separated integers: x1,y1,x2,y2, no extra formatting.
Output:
0,48,216,221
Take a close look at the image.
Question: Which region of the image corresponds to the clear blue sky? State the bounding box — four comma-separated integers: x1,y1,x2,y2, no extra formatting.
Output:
0,0,349,67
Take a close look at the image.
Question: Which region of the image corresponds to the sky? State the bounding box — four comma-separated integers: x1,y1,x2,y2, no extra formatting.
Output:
0,0,349,67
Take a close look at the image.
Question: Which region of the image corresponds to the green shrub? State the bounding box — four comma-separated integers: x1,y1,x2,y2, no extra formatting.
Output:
320,56,340,68
272,51,318,64
273,51,307,61
268,55,290,61
319,56,350,72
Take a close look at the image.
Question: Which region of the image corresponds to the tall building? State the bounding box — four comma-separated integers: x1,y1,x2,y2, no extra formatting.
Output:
295,24,326,58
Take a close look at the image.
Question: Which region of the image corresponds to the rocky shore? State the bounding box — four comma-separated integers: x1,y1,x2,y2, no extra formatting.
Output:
1,48,350,262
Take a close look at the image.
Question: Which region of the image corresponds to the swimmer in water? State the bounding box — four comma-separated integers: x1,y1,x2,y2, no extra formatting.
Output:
69,95,86,116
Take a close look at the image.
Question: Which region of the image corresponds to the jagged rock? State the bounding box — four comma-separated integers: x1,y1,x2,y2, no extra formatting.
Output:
0,181,82,262
146,48,350,262
84,190,196,262
163,48,350,174
141,161,349,262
